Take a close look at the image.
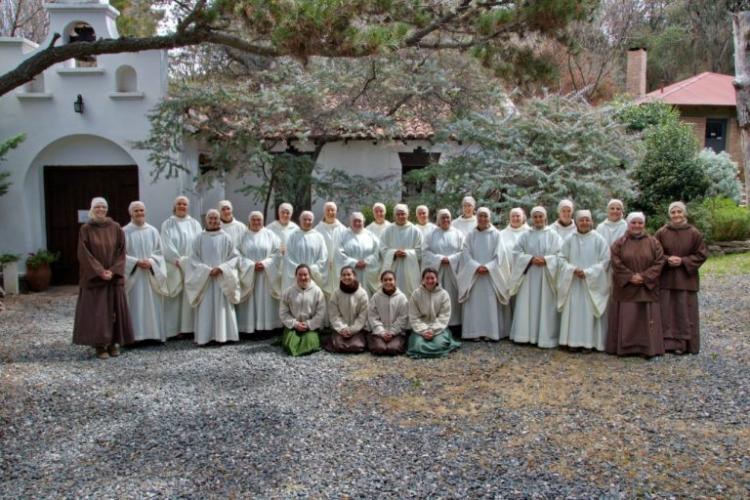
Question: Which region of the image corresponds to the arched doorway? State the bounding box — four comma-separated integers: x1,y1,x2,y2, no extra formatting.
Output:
28,135,139,284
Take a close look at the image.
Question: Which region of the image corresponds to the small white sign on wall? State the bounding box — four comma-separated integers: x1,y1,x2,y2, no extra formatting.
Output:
77,210,89,224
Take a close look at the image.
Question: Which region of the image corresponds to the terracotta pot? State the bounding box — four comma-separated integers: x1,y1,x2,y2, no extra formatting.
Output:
26,262,52,292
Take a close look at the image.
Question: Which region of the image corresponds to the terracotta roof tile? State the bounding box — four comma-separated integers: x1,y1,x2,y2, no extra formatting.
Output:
637,72,737,107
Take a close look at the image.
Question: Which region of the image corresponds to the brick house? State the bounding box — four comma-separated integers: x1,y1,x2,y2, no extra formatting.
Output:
627,48,744,179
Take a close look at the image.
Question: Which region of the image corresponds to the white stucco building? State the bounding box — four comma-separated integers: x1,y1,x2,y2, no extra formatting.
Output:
0,0,454,284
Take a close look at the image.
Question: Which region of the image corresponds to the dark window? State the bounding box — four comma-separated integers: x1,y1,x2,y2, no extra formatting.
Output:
68,23,98,67
705,118,728,153
272,147,314,214
399,147,440,199
198,153,215,175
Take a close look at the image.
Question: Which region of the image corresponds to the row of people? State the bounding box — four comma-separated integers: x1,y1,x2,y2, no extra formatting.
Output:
71,195,706,361
280,265,461,358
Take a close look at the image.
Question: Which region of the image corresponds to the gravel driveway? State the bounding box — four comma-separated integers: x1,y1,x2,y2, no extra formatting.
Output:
1,274,749,498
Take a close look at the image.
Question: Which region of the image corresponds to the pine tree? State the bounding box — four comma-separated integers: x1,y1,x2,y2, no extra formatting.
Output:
405,94,640,222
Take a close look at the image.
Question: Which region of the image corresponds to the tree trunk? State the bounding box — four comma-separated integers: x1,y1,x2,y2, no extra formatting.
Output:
732,11,750,204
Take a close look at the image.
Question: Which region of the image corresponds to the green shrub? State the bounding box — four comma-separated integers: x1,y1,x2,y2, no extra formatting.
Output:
633,118,708,215
702,198,750,242
1,133,26,197
615,100,680,133
697,148,743,203
686,200,713,241
0,254,20,265
688,198,750,243
26,249,60,270
645,206,669,234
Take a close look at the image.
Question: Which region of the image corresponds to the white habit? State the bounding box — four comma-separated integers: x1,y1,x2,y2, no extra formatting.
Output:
551,220,577,241
557,230,611,351
160,215,203,336
423,226,464,326
315,219,346,297
221,218,247,248
596,218,628,247
416,222,437,241
499,224,530,251
452,216,477,237
380,222,423,298
509,227,563,348
267,220,299,250
237,227,282,333
366,220,391,240
457,226,512,339
282,228,328,293
499,224,530,276
124,222,167,342
336,228,381,294
184,230,241,345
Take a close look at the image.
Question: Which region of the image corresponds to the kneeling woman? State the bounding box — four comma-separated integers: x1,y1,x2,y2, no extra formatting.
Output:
280,264,326,356
407,268,461,358
367,271,409,355
324,266,369,353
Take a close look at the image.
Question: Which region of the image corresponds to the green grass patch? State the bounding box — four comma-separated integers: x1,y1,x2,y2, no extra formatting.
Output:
701,252,750,278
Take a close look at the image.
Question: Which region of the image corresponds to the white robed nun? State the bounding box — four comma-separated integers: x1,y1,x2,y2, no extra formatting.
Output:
499,207,530,251
160,195,203,337
267,202,299,253
314,201,346,297
557,210,611,351
550,199,577,241
423,209,464,326
282,211,328,292
218,200,247,248
237,212,283,333
596,199,628,247
184,209,241,345
366,202,391,239
123,201,167,342
509,206,563,348
380,204,423,298
451,196,478,237
415,205,437,240
335,212,381,294
457,207,513,339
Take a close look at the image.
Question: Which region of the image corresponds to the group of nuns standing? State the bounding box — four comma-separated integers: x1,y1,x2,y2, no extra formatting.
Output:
71,193,707,361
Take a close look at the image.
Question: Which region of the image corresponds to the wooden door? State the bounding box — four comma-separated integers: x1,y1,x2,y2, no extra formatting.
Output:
44,166,139,285
705,118,728,153
399,147,440,200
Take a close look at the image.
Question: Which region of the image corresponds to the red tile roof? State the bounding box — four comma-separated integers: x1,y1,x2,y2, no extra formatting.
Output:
637,72,737,107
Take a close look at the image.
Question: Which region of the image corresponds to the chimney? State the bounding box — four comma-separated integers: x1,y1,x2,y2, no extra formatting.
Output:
626,48,647,98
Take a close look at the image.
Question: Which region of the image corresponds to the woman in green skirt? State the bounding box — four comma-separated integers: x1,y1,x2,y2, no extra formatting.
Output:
407,268,461,358
279,264,327,356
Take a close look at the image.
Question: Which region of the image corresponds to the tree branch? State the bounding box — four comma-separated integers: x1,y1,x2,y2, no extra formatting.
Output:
403,0,473,46
0,28,280,96
350,61,378,106
177,0,207,33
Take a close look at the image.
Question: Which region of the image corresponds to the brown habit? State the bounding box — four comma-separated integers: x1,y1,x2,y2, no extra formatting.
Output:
606,232,666,357
72,218,135,347
323,331,367,353
655,223,708,354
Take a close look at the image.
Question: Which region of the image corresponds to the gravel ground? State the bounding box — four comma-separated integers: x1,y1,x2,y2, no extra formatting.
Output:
1,274,749,498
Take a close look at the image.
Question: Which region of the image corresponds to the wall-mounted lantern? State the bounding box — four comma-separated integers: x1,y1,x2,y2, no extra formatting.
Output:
73,94,84,114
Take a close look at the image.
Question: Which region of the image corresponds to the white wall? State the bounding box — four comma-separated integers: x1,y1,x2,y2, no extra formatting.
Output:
223,139,461,223
0,2,189,257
